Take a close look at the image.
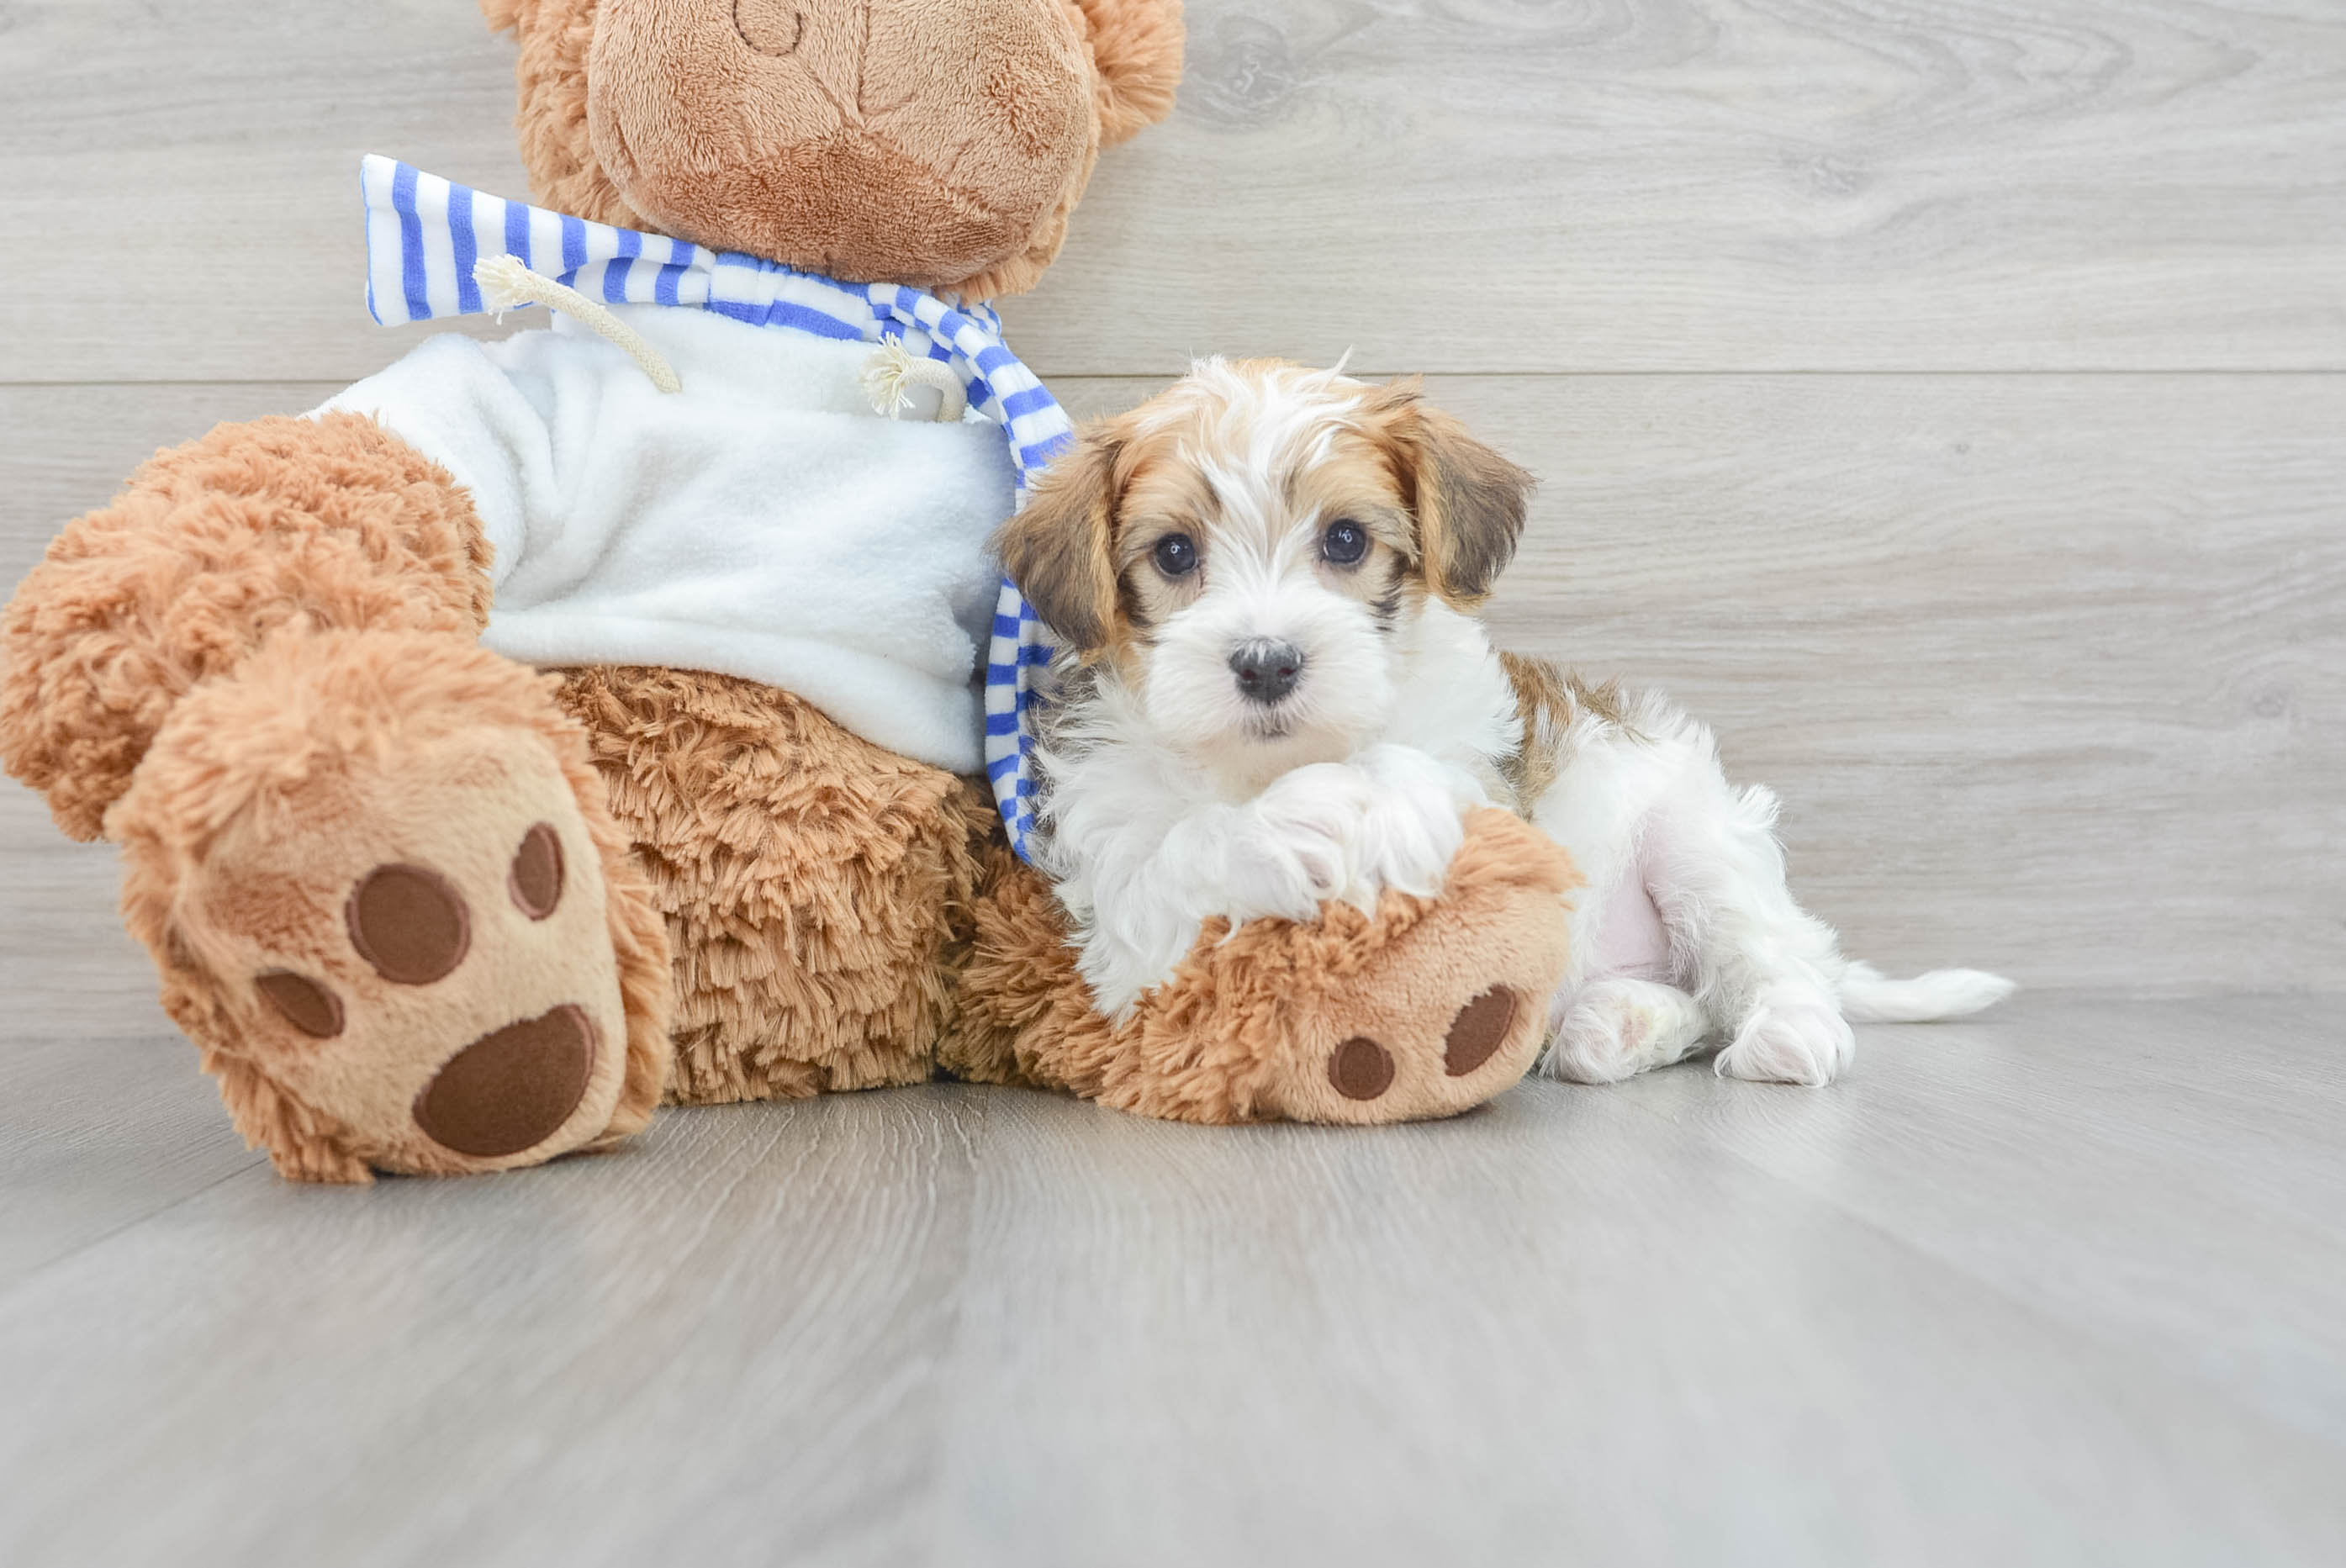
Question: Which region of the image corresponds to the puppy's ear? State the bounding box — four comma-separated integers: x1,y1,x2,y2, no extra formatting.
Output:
1364,378,1535,606
995,428,1124,653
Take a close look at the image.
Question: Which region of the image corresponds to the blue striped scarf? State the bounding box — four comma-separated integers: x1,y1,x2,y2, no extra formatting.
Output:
361,154,1060,861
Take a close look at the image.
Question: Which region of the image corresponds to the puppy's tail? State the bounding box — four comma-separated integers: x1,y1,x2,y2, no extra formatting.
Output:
1838,960,2016,1023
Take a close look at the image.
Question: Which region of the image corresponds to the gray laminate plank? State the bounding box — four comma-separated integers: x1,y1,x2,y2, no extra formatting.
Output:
0,1028,260,1290
0,783,169,1040
922,1065,2346,1567
1619,994,2346,1446
3,1,2343,380
0,1085,991,1568
3,1016,2342,1567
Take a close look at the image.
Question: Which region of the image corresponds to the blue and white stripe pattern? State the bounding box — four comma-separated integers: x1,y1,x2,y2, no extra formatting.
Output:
982,582,1060,861
361,154,1067,860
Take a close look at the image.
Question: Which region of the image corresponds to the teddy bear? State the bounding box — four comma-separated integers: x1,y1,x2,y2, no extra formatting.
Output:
0,0,1577,1182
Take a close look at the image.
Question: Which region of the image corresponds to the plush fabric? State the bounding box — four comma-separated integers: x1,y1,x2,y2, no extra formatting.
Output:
554,666,994,1106
350,158,1075,483
0,413,493,842
480,0,1184,299
0,0,1589,1182
322,309,1017,773
111,635,674,1183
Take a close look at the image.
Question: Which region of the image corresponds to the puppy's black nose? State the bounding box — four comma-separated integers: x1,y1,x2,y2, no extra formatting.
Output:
1229,640,1304,705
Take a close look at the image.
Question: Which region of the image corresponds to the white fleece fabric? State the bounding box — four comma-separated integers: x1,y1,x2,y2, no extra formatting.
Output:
318,304,1017,774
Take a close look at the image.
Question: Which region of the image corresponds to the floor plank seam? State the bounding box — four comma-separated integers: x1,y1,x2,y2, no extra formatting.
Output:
1594,1072,2346,1454
0,1154,266,1307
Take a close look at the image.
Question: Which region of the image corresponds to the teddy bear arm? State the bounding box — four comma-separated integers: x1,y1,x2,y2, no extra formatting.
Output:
949,808,1581,1123
0,412,493,841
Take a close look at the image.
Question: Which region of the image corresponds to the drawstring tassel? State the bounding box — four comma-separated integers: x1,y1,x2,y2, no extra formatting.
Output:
861,336,970,424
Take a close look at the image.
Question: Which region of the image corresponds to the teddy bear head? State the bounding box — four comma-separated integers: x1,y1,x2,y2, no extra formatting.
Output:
480,0,1182,299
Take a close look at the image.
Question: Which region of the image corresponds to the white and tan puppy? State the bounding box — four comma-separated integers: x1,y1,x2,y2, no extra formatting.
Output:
994,359,2010,1085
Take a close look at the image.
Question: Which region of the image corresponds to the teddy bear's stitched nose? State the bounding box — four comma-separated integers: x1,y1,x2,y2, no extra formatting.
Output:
732,0,804,56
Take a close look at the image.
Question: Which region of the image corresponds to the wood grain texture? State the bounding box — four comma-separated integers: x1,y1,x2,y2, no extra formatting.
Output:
1,996,2342,1567
2,1,2343,380
0,1081,992,1567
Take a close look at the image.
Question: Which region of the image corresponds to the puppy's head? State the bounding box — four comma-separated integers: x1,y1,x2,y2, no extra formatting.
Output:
996,358,1532,784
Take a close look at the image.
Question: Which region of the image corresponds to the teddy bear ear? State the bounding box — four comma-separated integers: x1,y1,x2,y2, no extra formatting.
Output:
1070,0,1186,145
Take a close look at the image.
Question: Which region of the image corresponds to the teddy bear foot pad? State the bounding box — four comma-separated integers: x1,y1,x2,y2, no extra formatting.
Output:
112,630,666,1180
1317,984,1530,1113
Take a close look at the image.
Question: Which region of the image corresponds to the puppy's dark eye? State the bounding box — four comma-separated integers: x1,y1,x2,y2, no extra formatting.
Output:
1152,533,1198,578
1321,520,1369,567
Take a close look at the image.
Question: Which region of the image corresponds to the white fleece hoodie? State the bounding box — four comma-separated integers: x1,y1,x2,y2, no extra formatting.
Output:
319,302,1017,774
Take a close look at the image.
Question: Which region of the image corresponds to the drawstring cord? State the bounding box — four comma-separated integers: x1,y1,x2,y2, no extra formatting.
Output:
475,253,967,423
476,254,682,393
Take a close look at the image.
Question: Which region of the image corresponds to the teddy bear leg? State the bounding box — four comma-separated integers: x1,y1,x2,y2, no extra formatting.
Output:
1,413,670,1179
112,629,673,1181
948,809,1580,1125
555,667,988,1106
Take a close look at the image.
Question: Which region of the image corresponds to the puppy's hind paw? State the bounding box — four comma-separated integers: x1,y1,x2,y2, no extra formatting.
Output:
1546,977,1709,1085
1714,990,1854,1086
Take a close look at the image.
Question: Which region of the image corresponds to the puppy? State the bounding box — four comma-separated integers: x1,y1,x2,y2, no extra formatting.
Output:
994,359,2010,1085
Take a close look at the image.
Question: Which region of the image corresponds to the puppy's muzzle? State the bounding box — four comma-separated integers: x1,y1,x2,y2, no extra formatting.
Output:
1228,640,1305,705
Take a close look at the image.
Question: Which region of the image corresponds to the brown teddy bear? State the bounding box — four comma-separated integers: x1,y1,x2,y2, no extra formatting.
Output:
0,0,1576,1182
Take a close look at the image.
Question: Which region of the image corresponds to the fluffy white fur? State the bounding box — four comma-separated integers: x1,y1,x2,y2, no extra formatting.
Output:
1022,360,2010,1083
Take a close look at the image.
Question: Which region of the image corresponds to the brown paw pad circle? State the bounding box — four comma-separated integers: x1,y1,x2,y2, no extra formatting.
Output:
412,1005,598,1158
256,970,344,1038
1444,988,1521,1077
347,863,470,985
507,823,565,920
1329,1036,1397,1101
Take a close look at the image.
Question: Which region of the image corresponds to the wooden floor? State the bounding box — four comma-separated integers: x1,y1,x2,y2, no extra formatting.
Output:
3,996,2343,1565
3,1,2342,1563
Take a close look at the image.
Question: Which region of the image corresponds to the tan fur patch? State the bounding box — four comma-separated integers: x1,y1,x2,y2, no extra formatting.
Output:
553,666,984,1107
1497,651,1630,815
993,419,1133,655
110,627,674,1182
1354,378,1535,608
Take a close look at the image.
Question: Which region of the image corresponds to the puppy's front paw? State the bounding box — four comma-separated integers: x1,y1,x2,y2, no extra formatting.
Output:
1247,763,1366,908
1715,987,1854,1085
1353,743,1489,814
1339,746,1475,907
